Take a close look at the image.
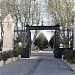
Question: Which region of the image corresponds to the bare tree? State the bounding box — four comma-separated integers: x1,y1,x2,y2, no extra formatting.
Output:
47,0,74,28
0,0,41,45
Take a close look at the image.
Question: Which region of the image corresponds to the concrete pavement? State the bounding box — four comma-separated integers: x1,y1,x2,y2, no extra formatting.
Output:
0,51,75,75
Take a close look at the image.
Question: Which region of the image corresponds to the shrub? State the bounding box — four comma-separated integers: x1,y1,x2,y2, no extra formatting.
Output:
12,50,19,57
14,43,22,55
7,51,13,58
0,53,2,61
34,33,49,50
0,49,21,62
13,46,21,57
2,52,9,61
63,50,75,63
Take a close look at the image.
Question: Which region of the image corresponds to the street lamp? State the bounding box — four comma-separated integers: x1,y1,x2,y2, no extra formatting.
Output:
59,25,64,48
64,23,68,37
59,25,63,30
59,25,63,35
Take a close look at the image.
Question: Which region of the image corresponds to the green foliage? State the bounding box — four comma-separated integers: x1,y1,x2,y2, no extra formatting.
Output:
34,33,49,50
13,42,22,57
2,52,10,61
0,53,2,61
0,51,13,61
7,51,12,58
62,37,70,48
12,50,19,57
63,50,75,63
14,43,22,55
0,42,22,61
2,51,13,61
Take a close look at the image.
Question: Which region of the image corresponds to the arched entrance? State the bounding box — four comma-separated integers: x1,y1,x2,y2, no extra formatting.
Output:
21,24,62,58
14,24,73,58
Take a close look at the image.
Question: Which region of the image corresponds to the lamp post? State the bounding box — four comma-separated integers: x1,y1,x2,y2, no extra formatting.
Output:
59,25,63,31
59,25,63,48
65,23,68,37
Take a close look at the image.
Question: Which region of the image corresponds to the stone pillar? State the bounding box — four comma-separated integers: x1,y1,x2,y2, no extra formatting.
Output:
2,14,15,52
72,17,75,50
73,22,75,49
73,0,75,49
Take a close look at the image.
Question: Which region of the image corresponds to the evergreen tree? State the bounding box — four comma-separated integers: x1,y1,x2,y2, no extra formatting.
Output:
34,33,49,50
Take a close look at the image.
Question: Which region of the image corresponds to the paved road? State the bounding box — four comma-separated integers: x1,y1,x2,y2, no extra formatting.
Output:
0,51,75,75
